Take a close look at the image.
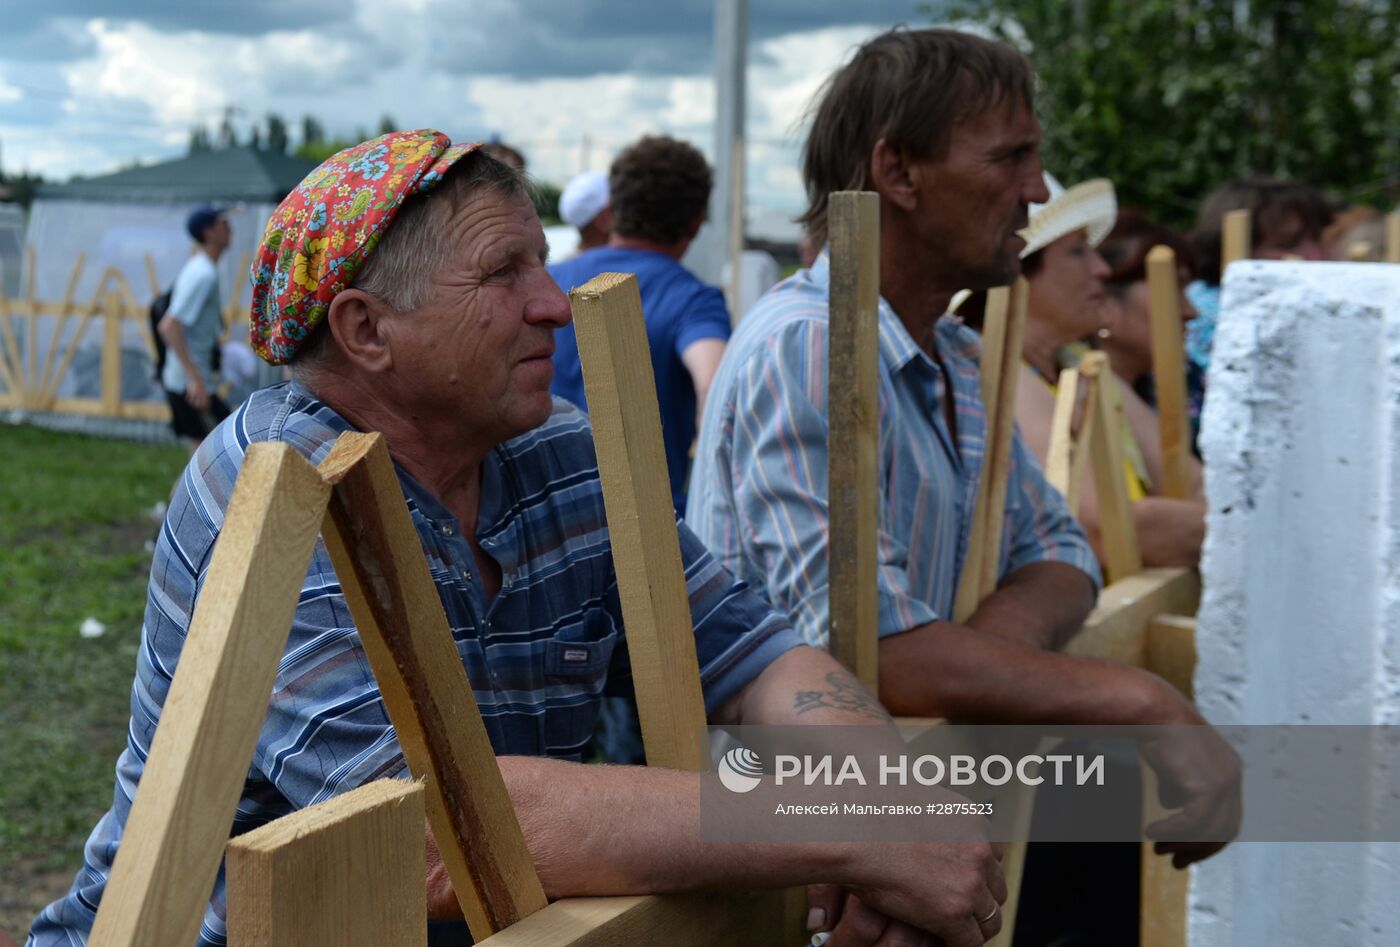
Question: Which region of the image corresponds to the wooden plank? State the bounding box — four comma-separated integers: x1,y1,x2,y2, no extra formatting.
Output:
122,400,172,422
49,396,168,421
826,190,881,689
1046,363,1101,518
1088,368,1143,583
316,432,548,938
1221,209,1250,274
954,285,1011,623
1139,613,1197,947
226,778,428,947
109,268,141,316
569,272,709,771
36,253,85,404
1140,764,1189,947
1044,367,1080,502
1064,567,1199,667
1386,213,1400,265
477,888,808,947
977,278,1029,597
1146,614,1197,696
1071,355,1107,518
1146,246,1192,500
24,246,37,404
44,269,120,410
144,252,161,299
223,251,252,340
101,290,123,414
88,443,331,947
0,292,21,399
983,790,1034,947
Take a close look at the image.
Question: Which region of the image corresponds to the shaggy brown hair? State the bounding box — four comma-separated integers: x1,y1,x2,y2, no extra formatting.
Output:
798,27,1035,249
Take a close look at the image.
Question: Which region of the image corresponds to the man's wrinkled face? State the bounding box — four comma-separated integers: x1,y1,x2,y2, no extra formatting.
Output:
385,189,572,444
910,101,1049,292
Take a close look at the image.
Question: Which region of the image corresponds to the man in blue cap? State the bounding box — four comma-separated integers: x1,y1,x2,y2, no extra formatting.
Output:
157,204,231,448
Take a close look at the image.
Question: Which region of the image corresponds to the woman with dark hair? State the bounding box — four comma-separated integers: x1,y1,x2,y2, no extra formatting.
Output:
1184,176,1333,379
1097,210,1206,452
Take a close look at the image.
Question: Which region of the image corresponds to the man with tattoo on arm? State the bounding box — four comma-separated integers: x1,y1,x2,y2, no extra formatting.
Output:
689,28,1242,938
30,132,1002,947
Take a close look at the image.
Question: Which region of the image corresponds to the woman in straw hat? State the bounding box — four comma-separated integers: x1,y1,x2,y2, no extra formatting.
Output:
958,174,1206,568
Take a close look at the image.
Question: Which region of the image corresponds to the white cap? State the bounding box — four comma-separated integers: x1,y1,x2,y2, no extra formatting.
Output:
559,170,610,229
1017,172,1117,259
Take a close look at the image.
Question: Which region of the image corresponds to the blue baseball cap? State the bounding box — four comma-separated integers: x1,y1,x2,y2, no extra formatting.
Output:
186,204,227,242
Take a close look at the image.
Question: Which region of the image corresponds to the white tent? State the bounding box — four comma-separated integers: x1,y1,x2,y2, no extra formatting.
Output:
17,146,314,409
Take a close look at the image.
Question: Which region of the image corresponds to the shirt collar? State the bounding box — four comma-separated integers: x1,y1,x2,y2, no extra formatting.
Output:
283,377,508,538
806,251,934,375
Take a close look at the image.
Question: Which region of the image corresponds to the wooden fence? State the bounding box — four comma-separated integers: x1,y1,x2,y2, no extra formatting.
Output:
0,249,252,423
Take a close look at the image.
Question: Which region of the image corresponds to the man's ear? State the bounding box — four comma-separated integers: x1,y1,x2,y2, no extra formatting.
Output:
325,288,394,373
870,138,918,213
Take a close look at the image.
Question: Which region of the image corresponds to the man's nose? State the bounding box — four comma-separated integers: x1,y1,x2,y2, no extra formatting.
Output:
526,270,573,327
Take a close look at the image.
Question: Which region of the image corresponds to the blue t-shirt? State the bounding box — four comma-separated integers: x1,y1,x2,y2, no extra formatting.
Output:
549,246,730,513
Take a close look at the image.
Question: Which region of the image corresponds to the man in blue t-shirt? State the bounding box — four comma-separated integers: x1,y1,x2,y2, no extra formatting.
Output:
549,135,730,515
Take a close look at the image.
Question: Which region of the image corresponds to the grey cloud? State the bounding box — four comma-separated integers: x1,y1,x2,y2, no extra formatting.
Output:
4,0,343,41
418,0,935,78
0,17,97,62
6,1,946,75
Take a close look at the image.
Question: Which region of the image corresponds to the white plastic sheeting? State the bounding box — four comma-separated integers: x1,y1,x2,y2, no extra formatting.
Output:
13,199,277,406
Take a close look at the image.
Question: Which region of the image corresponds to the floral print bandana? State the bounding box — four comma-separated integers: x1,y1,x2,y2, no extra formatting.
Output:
249,129,480,364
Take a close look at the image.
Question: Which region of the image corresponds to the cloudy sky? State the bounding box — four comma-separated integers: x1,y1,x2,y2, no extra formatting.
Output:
0,0,961,231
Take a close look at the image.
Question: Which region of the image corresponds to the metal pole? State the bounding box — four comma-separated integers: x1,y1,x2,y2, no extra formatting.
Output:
684,0,746,288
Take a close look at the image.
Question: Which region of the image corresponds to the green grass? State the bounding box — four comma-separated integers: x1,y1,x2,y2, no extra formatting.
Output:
0,424,188,934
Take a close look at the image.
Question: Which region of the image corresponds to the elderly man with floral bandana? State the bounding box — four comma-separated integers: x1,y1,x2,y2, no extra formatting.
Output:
29,131,1008,947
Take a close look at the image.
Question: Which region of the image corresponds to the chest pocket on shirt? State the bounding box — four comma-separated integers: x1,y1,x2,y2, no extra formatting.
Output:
544,633,616,679
540,632,618,757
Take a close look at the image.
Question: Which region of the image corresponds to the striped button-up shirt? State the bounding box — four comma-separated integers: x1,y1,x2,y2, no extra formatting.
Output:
31,381,800,947
688,254,1100,648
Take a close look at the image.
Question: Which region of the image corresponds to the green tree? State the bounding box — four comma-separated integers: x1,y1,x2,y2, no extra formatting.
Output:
940,0,1400,224
531,180,562,225
300,115,325,148
0,169,45,210
266,113,290,154
378,114,398,136
187,124,212,154
217,105,240,149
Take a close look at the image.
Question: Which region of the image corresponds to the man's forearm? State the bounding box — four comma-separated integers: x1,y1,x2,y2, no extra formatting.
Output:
720,644,892,727
428,647,1005,940
964,560,1096,652
878,617,1195,726
491,757,849,901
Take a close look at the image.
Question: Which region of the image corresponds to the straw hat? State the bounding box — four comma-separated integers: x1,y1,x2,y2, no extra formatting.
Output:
1018,172,1117,258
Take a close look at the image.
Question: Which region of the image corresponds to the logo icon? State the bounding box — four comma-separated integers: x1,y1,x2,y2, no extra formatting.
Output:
718,746,764,794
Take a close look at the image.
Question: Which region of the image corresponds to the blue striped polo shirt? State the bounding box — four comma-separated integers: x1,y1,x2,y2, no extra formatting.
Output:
30,381,801,946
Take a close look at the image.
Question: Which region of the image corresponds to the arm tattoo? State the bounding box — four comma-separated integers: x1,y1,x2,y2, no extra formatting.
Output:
793,670,892,722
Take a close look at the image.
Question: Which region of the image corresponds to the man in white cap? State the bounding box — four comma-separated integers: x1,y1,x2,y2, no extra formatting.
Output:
690,28,1240,939
558,169,613,252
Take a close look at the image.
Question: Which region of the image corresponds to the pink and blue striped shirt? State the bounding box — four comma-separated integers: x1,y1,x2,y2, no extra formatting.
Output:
688,254,1100,647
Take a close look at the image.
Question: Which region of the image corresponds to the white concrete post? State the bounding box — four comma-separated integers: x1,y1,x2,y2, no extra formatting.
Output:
1192,260,1400,945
